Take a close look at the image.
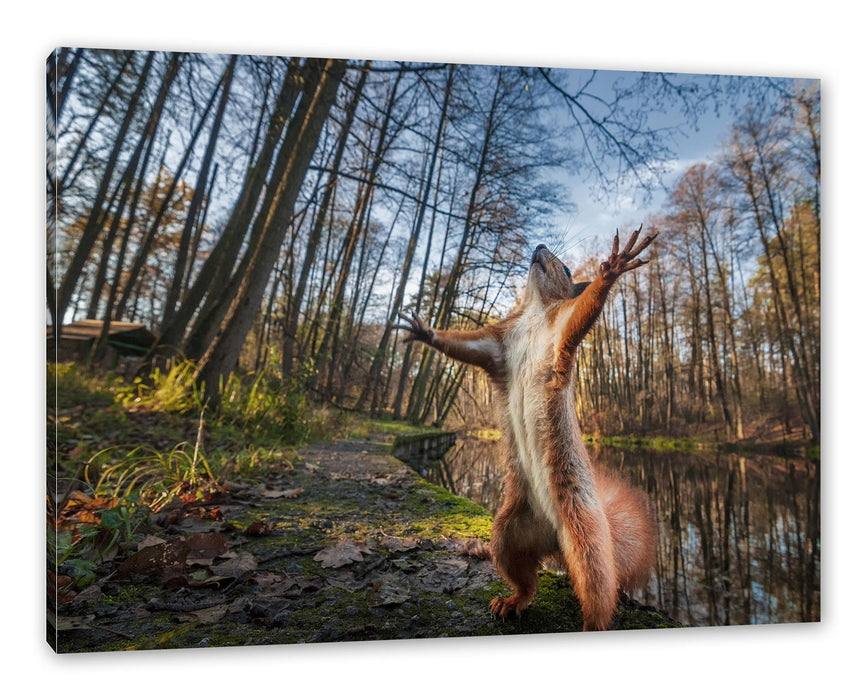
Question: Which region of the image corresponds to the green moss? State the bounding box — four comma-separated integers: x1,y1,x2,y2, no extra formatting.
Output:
463,428,502,441
391,429,452,449
335,414,424,440
583,433,699,452
98,583,154,605
479,571,683,634
403,482,492,539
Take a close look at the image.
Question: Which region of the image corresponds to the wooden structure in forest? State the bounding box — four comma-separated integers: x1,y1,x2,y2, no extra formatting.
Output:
47,319,156,359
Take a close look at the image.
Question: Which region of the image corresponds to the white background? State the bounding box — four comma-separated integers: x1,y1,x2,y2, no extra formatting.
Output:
6,2,860,697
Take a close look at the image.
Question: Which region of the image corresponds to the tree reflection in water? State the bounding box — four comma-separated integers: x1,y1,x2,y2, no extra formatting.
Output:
408,436,820,626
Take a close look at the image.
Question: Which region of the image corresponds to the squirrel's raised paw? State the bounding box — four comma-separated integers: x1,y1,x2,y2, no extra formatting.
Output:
601,224,658,281
395,310,434,344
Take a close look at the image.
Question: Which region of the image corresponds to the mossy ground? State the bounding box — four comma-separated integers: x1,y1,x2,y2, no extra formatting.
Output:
50,432,679,653
48,365,680,653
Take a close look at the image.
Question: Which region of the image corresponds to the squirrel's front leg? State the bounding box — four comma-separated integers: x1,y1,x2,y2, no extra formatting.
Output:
396,310,503,373
553,226,657,378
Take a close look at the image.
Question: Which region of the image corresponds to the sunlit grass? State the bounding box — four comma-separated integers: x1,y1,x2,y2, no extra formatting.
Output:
582,433,699,452
117,358,202,414
47,360,315,574
84,439,217,510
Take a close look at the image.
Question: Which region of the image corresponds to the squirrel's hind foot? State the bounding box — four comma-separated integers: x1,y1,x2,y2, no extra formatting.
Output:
489,593,531,619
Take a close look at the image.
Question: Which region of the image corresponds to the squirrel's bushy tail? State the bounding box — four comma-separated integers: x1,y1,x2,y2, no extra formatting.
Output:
595,471,658,592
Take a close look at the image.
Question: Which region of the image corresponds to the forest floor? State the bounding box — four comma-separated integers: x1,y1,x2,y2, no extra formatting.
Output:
49,425,681,653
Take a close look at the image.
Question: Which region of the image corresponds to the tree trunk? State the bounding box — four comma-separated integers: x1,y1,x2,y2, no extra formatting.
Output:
311,66,403,395
409,70,502,424
163,54,236,327
56,51,155,326
58,51,133,196
194,58,347,405
88,53,182,330
282,62,369,377
359,65,454,412
116,62,226,321
151,58,302,360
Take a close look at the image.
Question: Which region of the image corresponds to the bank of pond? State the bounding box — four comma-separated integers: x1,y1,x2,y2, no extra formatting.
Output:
398,431,820,627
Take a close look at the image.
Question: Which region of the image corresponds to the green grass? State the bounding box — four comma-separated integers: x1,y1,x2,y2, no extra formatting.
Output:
48,361,318,573
583,433,699,452
338,414,429,440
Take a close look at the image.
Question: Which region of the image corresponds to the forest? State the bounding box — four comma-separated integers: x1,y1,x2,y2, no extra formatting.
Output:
47,49,820,447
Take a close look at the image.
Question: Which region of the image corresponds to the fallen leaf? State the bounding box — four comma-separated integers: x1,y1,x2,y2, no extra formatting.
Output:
314,540,372,568
53,588,77,604
64,491,93,507
257,574,321,597
187,575,234,589
380,535,420,553
137,535,167,551
417,557,470,593
48,571,73,588
262,487,303,499
49,612,95,631
161,571,189,588
244,521,276,536
186,532,228,564
73,584,103,604
210,551,257,578
368,574,412,607
191,604,229,624
175,516,223,534
118,539,190,577
325,569,368,591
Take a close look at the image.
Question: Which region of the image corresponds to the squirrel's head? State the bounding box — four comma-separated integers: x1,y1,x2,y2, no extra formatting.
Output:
526,244,588,306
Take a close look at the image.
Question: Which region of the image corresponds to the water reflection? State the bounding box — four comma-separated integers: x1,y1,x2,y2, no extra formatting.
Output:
409,436,820,627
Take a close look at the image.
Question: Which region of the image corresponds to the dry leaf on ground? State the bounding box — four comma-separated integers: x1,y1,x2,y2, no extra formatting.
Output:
314,539,372,568
262,487,303,499
380,535,420,552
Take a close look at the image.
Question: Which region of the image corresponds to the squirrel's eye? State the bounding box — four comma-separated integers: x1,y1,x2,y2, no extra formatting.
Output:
563,264,571,279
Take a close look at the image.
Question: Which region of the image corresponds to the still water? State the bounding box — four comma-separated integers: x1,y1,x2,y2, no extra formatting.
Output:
408,435,820,627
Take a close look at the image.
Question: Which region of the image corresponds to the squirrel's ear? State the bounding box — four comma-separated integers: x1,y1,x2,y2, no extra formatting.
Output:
571,281,590,298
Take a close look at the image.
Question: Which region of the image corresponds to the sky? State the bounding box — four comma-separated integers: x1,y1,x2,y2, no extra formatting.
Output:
550,69,785,257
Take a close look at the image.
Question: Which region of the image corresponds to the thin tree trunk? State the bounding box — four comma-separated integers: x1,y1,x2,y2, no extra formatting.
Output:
58,51,134,195
194,58,347,405
56,51,155,327
409,70,502,424
163,54,237,327
311,67,403,394
282,62,369,377
116,61,226,320
358,65,454,412
151,58,301,359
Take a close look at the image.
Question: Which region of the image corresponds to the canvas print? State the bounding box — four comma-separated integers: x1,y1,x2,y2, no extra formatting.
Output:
47,49,820,652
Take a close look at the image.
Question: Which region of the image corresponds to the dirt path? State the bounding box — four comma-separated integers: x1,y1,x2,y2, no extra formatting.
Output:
50,435,679,652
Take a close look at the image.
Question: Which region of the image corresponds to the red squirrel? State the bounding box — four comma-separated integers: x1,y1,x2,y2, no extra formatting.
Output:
398,227,658,631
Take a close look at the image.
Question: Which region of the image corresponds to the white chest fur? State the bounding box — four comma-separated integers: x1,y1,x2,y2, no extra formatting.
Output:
504,307,561,527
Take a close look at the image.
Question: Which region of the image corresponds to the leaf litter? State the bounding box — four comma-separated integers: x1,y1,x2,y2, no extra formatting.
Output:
51,437,679,652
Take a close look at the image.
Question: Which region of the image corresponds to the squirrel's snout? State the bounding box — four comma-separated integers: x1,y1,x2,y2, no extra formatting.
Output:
531,244,549,268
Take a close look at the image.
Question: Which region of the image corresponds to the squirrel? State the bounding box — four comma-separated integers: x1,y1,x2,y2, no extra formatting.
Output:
397,226,658,631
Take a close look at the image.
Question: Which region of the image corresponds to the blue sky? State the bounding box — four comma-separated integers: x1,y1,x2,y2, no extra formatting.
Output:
549,69,783,258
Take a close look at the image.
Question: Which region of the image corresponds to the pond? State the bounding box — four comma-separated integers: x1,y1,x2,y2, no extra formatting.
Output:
405,434,820,627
